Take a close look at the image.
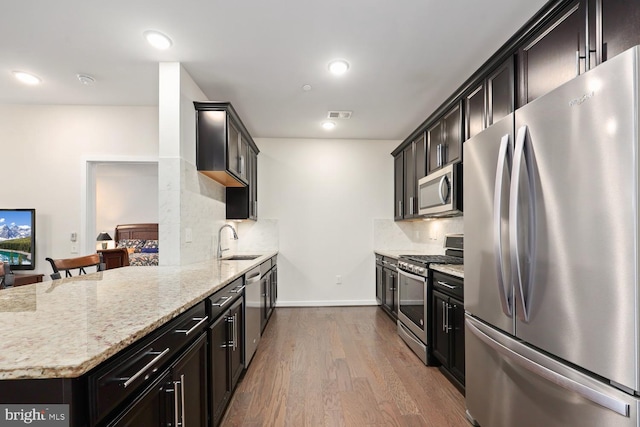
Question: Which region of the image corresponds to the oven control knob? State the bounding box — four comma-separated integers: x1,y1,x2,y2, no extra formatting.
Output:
417,267,425,274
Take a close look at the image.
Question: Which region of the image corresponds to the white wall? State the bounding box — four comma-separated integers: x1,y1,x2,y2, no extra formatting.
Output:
95,162,159,248
0,105,158,276
255,137,399,306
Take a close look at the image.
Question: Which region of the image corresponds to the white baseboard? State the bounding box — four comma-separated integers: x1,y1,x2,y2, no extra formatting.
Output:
275,299,378,307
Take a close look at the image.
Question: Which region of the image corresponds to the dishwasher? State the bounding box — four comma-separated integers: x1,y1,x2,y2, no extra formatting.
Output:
244,265,262,367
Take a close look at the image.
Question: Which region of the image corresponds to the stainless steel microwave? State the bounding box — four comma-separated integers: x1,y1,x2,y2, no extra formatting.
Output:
418,163,462,217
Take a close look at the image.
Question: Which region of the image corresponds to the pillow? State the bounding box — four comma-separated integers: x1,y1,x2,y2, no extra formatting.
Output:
141,247,158,253
142,239,159,249
117,239,146,253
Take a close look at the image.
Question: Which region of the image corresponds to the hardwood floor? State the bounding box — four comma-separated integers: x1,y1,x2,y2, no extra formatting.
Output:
222,306,469,427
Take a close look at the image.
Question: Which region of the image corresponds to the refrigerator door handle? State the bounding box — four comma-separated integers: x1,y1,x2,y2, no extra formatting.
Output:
509,125,535,322
493,133,512,317
465,316,630,417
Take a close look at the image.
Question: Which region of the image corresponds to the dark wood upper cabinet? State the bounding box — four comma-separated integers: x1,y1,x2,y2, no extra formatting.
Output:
487,57,515,126
194,101,258,188
465,84,485,140
518,1,586,107
599,0,640,62
427,102,462,174
394,153,404,220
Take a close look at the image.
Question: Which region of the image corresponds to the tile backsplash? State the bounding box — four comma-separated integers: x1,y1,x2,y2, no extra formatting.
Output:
374,217,463,253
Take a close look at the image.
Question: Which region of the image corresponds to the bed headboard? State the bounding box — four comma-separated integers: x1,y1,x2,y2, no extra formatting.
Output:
114,223,159,242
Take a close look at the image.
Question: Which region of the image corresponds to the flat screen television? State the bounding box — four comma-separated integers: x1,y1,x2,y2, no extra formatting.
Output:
0,209,36,270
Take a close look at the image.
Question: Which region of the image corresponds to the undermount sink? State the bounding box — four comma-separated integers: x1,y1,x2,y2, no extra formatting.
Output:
222,255,261,261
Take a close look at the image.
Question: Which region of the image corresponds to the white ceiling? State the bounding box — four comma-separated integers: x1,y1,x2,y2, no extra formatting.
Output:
1,0,548,140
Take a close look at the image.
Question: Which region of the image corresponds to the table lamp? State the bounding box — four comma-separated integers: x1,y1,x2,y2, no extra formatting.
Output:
97,232,112,250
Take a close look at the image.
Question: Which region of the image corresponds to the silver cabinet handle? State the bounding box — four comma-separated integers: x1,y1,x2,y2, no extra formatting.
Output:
493,133,513,317
123,347,170,388
212,295,233,307
175,316,209,336
466,316,630,417
398,201,403,217
234,313,238,351
445,303,451,333
230,285,246,294
180,374,186,427
436,144,441,167
409,196,414,215
437,281,456,290
442,300,446,332
174,378,181,427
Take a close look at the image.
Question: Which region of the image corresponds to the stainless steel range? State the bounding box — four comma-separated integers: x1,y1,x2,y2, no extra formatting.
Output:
397,234,463,365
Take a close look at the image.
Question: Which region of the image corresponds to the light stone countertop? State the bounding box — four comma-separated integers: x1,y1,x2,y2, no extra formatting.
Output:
374,249,438,259
0,251,277,380
431,264,464,279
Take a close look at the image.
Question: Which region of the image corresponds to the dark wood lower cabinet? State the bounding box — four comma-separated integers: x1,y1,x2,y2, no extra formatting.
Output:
432,276,465,393
109,333,207,427
210,297,244,427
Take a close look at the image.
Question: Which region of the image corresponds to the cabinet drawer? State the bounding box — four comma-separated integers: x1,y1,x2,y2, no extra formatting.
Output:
89,301,207,425
209,277,244,320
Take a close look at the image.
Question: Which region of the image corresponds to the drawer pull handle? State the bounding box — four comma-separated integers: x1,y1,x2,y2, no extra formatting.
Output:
437,281,457,289
212,296,233,307
123,347,170,388
175,316,209,336
230,285,246,294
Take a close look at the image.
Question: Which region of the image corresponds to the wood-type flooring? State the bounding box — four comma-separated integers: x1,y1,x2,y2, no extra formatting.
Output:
221,306,469,427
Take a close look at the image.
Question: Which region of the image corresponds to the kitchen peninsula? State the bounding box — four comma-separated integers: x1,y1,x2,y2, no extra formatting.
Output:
0,251,277,426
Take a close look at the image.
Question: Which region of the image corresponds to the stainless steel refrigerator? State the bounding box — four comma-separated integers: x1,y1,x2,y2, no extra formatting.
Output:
464,45,640,427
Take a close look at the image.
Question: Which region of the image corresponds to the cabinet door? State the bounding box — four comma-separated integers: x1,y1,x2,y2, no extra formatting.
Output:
209,315,230,426
394,153,404,220
171,333,208,427
414,133,427,214
108,372,172,427
427,120,444,174
432,291,450,366
260,270,271,332
249,148,258,219
487,57,515,126
403,144,416,217
449,298,465,385
228,298,244,391
518,0,586,106
443,103,462,165
390,270,398,316
600,0,640,62
269,266,277,310
465,84,485,140
227,119,241,177
376,263,383,305
238,134,249,182
383,267,395,314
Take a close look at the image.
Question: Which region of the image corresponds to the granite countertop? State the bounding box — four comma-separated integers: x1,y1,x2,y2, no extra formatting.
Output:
0,251,277,380
431,264,464,279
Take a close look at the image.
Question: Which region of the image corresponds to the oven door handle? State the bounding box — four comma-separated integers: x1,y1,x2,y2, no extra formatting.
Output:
397,268,428,283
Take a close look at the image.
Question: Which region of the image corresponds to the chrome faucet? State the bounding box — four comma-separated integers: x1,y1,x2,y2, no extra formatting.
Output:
217,224,239,259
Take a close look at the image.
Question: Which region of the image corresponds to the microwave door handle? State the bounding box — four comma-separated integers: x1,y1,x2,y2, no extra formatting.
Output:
438,175,448,204
493,133,513,317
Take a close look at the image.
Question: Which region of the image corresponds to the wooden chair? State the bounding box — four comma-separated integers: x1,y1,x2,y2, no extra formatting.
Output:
0,262,15,289
46,254,105,280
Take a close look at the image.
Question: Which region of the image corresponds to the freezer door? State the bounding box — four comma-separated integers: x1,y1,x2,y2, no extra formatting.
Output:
512,46,640,391
463,114,515,335
465,315,639,427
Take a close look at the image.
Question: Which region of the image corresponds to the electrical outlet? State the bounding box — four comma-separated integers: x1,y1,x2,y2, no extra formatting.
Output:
70,244,78,254
336,275,342,285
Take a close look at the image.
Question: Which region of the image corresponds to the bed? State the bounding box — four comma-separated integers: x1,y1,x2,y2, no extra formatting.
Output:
99,223,159,269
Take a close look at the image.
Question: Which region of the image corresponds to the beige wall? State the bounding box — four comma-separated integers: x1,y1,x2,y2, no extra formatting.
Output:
0,104,158,276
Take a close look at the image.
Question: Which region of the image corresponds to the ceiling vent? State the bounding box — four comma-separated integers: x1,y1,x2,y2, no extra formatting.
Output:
327,110,352,119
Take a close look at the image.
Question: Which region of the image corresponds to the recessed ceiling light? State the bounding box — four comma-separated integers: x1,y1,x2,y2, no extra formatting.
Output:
144,30,173,50
77,74,96,85
13,71,41,85
302,84,312,91
322,121,336,130
328,59,349,75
